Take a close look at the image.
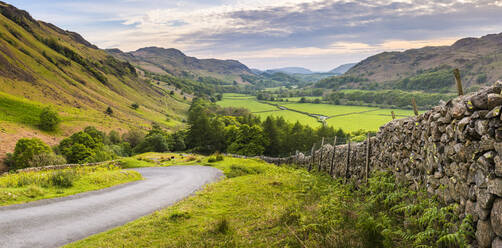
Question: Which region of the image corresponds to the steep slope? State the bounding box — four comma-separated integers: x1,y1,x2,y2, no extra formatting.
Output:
344,33,502,89
0,2,188,159
107,47,253,85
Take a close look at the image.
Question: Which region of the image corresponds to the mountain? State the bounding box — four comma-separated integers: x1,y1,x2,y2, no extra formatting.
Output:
329,63,356,74
266,67,314,74
0,2,188,160
342,33,502,90
107,47,253,84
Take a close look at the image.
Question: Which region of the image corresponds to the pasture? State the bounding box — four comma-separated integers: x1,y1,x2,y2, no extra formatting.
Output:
217,93,417,132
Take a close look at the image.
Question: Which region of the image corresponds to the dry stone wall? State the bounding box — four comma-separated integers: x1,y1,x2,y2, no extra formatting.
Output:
260,82,502,248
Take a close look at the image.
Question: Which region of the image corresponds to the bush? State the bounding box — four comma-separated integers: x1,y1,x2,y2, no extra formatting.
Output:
39,107,61,131
131,103,139,110
105,106,113,115
133,134,170,154
12,138,51,170
66,143,94,164
208,153,224,163
86,149,115,163
49,170,77,188
27,153,66,167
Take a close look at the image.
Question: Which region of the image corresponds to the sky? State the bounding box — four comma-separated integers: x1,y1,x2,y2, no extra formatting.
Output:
6,0,502,71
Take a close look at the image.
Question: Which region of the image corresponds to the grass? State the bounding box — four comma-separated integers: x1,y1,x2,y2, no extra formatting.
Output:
0,163,142,206
217,93,417,131
65,156,472,248
217,94,277,113
0,91,45,127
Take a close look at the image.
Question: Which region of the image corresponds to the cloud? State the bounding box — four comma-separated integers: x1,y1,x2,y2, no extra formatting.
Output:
9,0,502,70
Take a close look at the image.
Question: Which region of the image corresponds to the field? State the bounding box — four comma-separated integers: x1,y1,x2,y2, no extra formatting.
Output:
217,94,416,132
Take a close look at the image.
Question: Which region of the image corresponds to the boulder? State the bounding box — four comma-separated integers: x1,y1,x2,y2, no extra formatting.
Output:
491,198,502,237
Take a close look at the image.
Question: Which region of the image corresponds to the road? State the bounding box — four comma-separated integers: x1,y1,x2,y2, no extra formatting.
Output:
0,166,223,248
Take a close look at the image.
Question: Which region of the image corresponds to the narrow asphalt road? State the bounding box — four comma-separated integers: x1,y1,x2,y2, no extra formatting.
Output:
0,166,223,248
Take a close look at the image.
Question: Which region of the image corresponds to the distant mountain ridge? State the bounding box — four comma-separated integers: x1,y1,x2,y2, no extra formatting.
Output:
107,47,253,84
344,33,502,88
329,63,356,74
266,67,314,74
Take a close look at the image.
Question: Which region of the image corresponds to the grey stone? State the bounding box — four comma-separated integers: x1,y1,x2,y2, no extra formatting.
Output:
488,178,502,197
491,198,502,237
487,106,502,118
476,202,491,220
495,156,502,177
493,237,502,248
472,94,489,110
465,200,478,222
457,117,471,131
476,120,490,136
488,93,502,109
451,102,467,119
476,219,496,248
478,187,495,209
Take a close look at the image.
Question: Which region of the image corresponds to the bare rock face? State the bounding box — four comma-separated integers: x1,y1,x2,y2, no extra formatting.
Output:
477,219,496,248
491,198,502,237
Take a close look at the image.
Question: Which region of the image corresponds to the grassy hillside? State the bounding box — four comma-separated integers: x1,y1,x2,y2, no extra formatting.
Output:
0,2,190,159
318,33,502,91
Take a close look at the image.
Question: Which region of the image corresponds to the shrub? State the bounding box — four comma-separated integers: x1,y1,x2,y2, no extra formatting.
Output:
12,138,51,170
27,153,66,167
86,149,115,163
23,185,45,198
66,143,94,164
105,106,113,115
208,153,224,163
131,103,139,110
39,107,61,131
49,170,77,188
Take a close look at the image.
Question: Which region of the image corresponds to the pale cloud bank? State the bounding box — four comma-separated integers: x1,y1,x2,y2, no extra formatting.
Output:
7,0,502,71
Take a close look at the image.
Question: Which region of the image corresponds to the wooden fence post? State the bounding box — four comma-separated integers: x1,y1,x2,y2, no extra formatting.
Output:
365,133,371,184
412,98,419,116
454,68,464,96
330,136,337,177
391,111,396,120
308,144,315,172
344,139,351,183
318,137,325,172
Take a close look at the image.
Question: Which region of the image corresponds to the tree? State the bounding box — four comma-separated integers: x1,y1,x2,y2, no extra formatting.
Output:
227,124,267,156
12,138,51,169
66,143,94,163
131,103,139,110
123,129,145,148
40,107,60,131
108,130,122,144
134,134,169,153
262,117,281,156
105,106,113,115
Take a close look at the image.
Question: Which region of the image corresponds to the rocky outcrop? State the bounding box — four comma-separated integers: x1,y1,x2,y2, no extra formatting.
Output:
260,81,502,247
